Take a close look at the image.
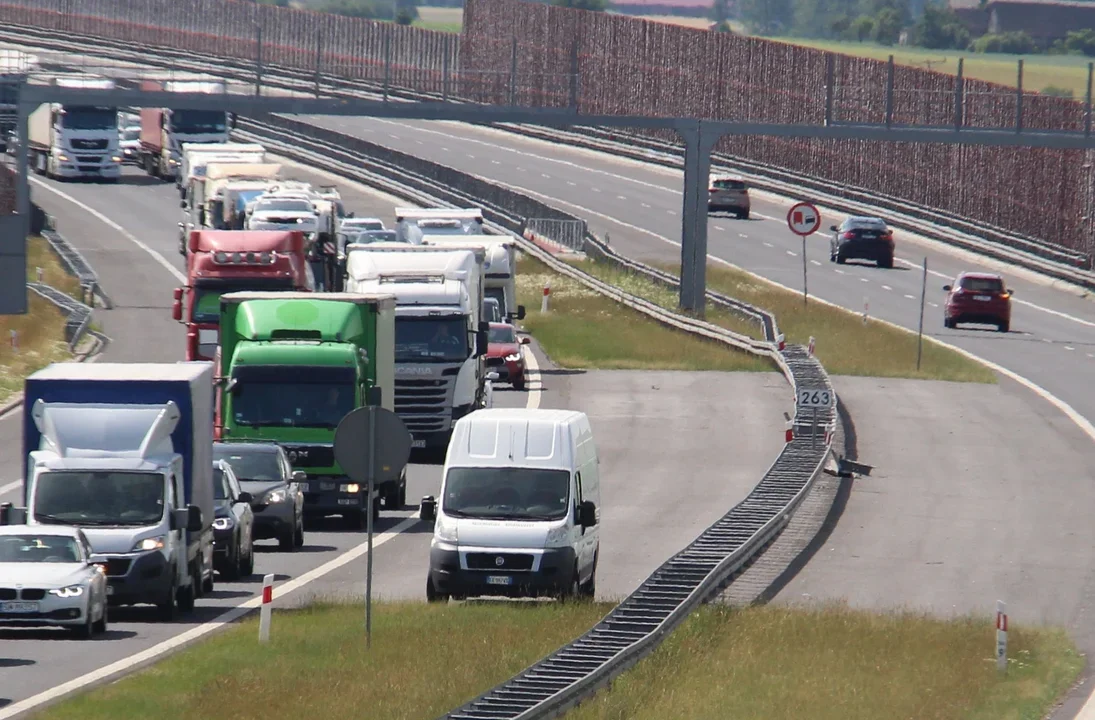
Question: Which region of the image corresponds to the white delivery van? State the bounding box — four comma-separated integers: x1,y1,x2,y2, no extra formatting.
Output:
425,408,600,602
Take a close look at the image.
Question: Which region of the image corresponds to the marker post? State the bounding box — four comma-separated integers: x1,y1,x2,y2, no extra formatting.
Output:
786,202,821,307
996,601,1008,674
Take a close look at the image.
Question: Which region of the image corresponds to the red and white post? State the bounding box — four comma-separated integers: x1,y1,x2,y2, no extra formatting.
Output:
9,329,17,354
541,283,550,313
862,297,869,325
258,573,274,643
807,336,816,356
777,333,786,351
784,417,794,443
996,600,1008,673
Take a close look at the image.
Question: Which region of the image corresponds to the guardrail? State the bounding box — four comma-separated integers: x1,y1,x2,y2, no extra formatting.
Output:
27,281,91,352
232,116,837,720
4,23,1092,289
39,218,112,309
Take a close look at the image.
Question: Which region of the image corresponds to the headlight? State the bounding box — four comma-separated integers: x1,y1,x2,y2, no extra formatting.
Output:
212,517,234,530
111,155,121,162
48,585,84,598
263,488,289,504
132,536,165,551
505,353,522,363
544,525,570,548
57,153,68,161
435,515,458,543
340,483,360,493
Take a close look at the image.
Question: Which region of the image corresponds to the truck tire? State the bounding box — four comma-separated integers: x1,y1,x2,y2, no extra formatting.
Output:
278,525,295,551
157,574,178,621
176,577,196,614
426,576,449,603
383,482,403,510
344,508,367,531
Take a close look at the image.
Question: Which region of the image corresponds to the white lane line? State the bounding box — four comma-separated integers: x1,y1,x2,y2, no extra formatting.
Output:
0,515,420,720
1043,338,1054,344
811,260,822,266
881,285,893,291
592,187,601,193
1088,353,1094,358
31,179,185,283
834,269,845,274
415,140,424,145
524,346,542,410
895,256,1095,329
1066,346,1076,351
786,250,797,257
491,160,500,165
666,210,676,215
617,195,626,201
441,146,450,152
0,479,20,496
714,225,726,231
905,294,916,299
467,154,475,159
860,277,869,283
763,241,773,248
641,202,651,208
928,302,939,307
542,173,550,179
388,133,399,139
567,181,576,186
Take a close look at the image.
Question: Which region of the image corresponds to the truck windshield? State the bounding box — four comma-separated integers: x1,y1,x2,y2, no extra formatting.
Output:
61,106,118,131
33,471,165,527
191,280,295,323
170,109,227,134
230,366,357,429
256,199,312,214
442,467,570,521
395,316,468,362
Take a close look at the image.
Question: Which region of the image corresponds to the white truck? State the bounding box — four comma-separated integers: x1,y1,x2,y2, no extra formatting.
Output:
177,142,266,197
395,207,484,244
178,147,268,254
7,362,217,620
420,234,526,323
139,80,230,181
27,76,122,181
344,243,491,453
200,162,283,230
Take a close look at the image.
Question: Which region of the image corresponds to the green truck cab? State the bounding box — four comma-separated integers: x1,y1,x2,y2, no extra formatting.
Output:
216,291,400,529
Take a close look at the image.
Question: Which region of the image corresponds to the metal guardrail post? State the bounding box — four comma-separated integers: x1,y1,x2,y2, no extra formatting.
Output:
1015,59,1024,134
253,22,263,97
824,54,834,127
442,35,450,102
954,58,964,131
569,37,580,111
314,30,322,99
885,55,894,129
383,31,391,103
509,36,518,107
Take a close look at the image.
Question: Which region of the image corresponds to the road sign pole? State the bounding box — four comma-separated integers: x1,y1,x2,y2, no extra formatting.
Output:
916,256,928,371
366,404,375,649
787,202,821,309
801,234,808,307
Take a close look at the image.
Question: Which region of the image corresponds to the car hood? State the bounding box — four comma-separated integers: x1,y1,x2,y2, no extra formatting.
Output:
239,480,286,497
0,562,88,587
81,526,163,555
451,518,553,549
487,343,521,359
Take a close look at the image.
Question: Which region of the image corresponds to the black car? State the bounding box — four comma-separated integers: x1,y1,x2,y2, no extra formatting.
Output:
829,217,895,268
212,460,255,581
213,442,306,551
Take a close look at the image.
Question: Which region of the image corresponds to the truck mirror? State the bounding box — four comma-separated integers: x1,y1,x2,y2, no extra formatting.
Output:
224,377,239,394
292,470,308,483
229,113,237,129
579,500,597,528
517,305,526,320
180,199,187,209
478,320,490,332
172,297,183,323
366,386,383,406
475,329,489,357
237,491,253,504
186,505,204,533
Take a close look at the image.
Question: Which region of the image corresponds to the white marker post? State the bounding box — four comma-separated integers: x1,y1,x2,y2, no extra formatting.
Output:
258,573,274,643
787,202,822,307
862,297,869,325
9,329,17,354
996,600,1008,673
784,417,794,443
35,267,43,282
807,336,816,356
541,283,550,313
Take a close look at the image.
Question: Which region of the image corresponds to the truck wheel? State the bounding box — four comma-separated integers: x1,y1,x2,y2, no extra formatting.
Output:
397,481,407,509
383,483,402,510
278,526,295,551
426,576,449,603
512,377,526,391
157,575,178,621
176,573,196,614
293,513,305,548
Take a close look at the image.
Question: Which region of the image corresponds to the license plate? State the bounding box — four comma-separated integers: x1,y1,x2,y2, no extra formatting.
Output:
0,601,38,613
974,295,991,301
320,482,336,491
485,576,512,586
411,439,426,449
106,585,115,596
337,498,357,506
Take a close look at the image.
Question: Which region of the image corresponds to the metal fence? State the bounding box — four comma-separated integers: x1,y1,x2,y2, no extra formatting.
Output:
1,0,1093,257
522,217,586,251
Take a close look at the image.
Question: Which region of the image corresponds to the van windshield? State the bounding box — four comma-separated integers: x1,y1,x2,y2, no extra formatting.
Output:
442,467,570,520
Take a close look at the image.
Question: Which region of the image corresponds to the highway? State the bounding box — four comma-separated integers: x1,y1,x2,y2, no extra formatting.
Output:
0,162,788,711
298,115,1095,427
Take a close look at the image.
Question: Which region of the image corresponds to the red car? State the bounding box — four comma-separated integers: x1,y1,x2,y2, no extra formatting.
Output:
943,272,1013,332
485,322,530,390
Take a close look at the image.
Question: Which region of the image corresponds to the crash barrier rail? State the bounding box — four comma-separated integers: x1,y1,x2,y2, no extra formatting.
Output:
39,217,111,309
4,23,1093,288
232,116,837,719
523,218,586,253
3,4,1095,264
27,281,91,352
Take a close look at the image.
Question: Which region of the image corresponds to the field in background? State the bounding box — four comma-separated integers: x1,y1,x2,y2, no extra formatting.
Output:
0,237,78,403
566,602,1082,720
518,254,773,372
31,601,612,720
769,38,1092,96
414,6,463,32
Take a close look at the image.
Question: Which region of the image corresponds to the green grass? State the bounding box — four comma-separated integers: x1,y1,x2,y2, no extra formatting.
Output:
769,37,1092,97
566,602,1083,720
571,256,995,382
516,254,772,372
412,6,463,32
30,600,613,720
27,235,83,300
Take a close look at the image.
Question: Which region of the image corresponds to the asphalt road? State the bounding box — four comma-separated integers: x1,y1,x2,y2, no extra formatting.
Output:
297,115,1095,428
0,163,788,712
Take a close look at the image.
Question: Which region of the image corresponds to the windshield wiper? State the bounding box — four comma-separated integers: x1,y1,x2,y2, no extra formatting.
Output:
33,513,73,525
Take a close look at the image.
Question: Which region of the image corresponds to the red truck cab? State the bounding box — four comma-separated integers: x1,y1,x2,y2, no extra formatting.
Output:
172,230,313,361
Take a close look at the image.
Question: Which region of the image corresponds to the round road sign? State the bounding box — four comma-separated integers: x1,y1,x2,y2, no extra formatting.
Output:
787,202,821,237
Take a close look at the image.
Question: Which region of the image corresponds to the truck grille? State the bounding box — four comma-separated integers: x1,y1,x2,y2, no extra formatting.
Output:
75,155,101,163
105,558,132,576
283,444,335,468
395,376,454,434
71,138,108,150
466,552,534,571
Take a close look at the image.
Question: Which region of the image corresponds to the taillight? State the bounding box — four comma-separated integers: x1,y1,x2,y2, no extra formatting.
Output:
841,232,856,240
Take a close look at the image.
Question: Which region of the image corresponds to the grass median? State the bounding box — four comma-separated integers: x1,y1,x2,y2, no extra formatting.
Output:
570,257,995,382
516,255,772,372
0,237,77,403
30,600,613,720
566,602,1082,720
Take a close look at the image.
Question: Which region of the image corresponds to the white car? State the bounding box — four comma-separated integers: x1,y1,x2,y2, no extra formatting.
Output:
247,197,319,235
0,525,109,638
341,217,386,232
119,125,141,166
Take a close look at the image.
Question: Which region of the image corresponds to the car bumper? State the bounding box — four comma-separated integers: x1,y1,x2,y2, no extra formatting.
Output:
835,240,893,260
946,304,1010,324
487,361,525,383
52,162,122,179
707,200,749,212
252,502,295,539
0,596,89,627
302,485,371,515
429,545,578,598
97,551,173,605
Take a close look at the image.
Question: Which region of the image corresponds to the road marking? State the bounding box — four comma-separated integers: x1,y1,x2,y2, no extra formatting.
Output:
763,241,773,248
592,187,601,193
567,181,576,186
667,210,676,215
641,202,651,208
491,159,500,164
31,179,185,283
928,302,939,307
388,134,399,139
1088,353,1094,358
714,225,725,231
882,285,892,291
905,294,916,299
740,234,748,239
786,250,797,257
617,195,626,200
467,153,475,159
811,260,822,266
441,146,450,152
415,140,424,145
0,515,421,720
542,173,550,179
1043,338,1053,343
1066,346,1076,351
524,346,542,410
835,269,845,274
860,277,869,283
0,479,19,496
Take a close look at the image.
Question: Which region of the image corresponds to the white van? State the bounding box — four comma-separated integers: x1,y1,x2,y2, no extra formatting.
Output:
426,408,600,602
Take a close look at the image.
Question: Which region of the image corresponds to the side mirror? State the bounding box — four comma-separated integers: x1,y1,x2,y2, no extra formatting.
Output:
486,371,500,382
578,500,597,528
237,491,253,504
1007,288,1014,295
229,113,237,129
292,470,307,483
829,225,838,232
172,298,182,323
475,329,489,357
180,199,187,209
0,502,26,526
520,336,530,345
942,284,952,292
420,495,437,523
224,377,239,394
186,505,203,533
516,305,526,320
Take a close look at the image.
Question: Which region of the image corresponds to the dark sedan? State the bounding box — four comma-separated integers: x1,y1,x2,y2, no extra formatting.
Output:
829,217,895,268
213,442,305,551
212,460,254,581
